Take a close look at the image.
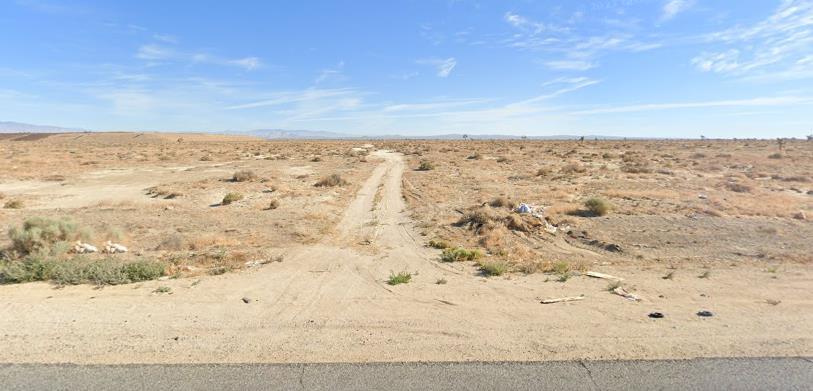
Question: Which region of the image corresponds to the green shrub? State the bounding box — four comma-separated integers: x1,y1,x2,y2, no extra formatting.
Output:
387,271,412,285
8,217,84,256
428,239,450,249
479,260,508,276
0,257,165,285
221,192,244,205
584,197,611,216
440,247,483,262
417,160,435,171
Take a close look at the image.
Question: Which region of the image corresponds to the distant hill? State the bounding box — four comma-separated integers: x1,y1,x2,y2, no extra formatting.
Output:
0,121,86,133
233,129,630,140
0,121,636,140
235,129,353,139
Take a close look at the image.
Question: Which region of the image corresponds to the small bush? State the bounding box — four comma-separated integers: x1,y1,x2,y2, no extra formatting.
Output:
435,277,448,284
551,261,570,275
455,210,495,230
560,163,586,174
440,247,483,262
232,170,257,182
584,198,611,216
387,271,412,285
496,156,509,163
467,153,482,160
621,163,652,174
153,286,172,294
479,260,508,276
535,168,550,177
315,174,348,187
417,160,435,171
428,239,450,249
0,257,165,285
725,182,752,193
488,197,515,209
221,192,244,205
768,153,783,159
4,199,23,209
266,199,280,210
8,217,84,256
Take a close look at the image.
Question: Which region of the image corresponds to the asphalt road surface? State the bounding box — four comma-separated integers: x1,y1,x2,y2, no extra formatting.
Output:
2,357,811,390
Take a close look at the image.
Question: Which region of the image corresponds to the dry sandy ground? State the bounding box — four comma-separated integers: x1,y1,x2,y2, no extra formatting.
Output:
0,137,811,364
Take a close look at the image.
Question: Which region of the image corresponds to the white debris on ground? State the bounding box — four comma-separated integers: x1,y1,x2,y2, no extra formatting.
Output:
612,286,641,301
516,203,559,234
72,241,98,254
103,241,128,254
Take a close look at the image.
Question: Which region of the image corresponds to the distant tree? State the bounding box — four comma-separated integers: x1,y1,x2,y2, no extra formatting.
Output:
700,135,706,140
807,134,813,141
777,138,786,151
462,134,468,140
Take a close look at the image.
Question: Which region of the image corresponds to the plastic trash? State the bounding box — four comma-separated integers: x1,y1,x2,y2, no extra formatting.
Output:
516,203,532,214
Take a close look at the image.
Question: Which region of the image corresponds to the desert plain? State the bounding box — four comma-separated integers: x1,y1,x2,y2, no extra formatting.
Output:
0,132,811,363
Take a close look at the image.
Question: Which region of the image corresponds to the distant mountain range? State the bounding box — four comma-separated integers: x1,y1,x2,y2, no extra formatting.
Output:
234,129,630,140
0,121,86,133
1,121,633,140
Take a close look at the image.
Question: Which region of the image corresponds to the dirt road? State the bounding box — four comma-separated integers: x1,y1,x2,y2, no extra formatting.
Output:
1,151,811,364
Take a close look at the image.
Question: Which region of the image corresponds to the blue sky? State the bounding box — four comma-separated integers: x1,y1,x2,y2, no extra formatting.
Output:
1,0,812,137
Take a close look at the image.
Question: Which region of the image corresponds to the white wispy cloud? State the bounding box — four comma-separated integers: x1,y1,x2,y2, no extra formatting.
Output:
229,57,262,71
572,96,813,115
417,58,457,77
544,60,596,71
136,44,174,60
152,33,178,44
501,11,660,71
382,98,490,112
135,44,262,70
662,0,694,21
225,88,359,110
692,0,813,79
315,61,346,84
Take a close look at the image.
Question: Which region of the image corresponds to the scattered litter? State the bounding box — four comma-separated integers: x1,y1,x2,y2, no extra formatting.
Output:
541,295,585,304
516,203,533,214
585,271,623,281
241,297,252,304
244,260,263,268
103,241,128,254
72,241,98,254
698,194,708,199
696,310,713,317
648,312,664,319
612,286,641,301
514,203,557,233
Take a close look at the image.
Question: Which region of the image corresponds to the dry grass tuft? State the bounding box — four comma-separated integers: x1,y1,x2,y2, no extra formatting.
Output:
232,170,257,182
315,174,348,187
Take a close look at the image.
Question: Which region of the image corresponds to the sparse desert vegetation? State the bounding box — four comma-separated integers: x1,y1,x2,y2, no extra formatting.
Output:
1,133,812,366
0,133,376,283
